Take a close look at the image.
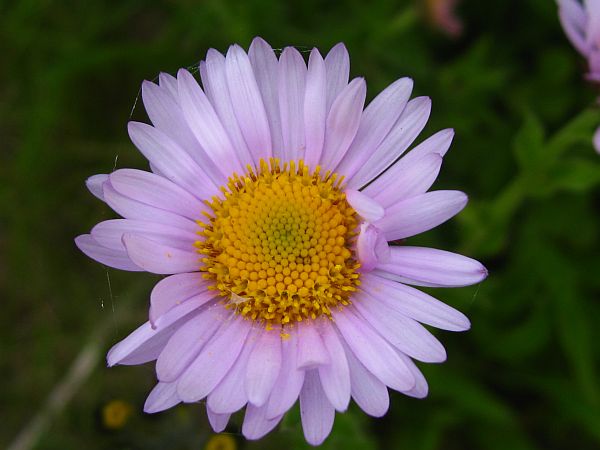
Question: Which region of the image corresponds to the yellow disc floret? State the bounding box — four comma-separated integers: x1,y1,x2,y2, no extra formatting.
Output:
196,159,360,329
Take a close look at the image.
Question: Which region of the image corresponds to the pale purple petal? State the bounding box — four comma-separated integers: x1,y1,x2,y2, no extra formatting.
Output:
344,342,389,417
226,44,273,161
200,51,254,167
156,307,225,382
144,381,180,413
364,129,454,200
320,78,366,171
86,174,108,201
177,316,251,402
303,48,327,167
107,298,205,366
91,219,197,252
376,190,468,241
278,46,307,162
122,233,199,275
149,273,210,325
242,403,284,440
208,326,259,414
143,77,225,187
75,234,141,271
265,328,305,418
324,43,350,112
297,321,330,369
361,273,471,331
207,409,231,433
248,37,284,158
317,321,351,411
300,370,335,446
332,307,415,391
559,0,590,55
594,125,600,154
338,77,414,183
127,121,218,198
245,329,282,407
396,128,454,166
102,182,197,231
376,246,488,287
177,68,245,177
397,353,429,399
356,223,390,272
345,189,384,222
109,169,208,220
349,97,431,188
158,72,179,101
353,292,447,363
368,154,443,208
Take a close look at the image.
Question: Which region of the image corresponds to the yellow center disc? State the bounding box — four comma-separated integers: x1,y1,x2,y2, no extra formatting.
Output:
196,159,361,329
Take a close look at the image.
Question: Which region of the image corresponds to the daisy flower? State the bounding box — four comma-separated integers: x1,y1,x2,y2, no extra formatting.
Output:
76,37,487,446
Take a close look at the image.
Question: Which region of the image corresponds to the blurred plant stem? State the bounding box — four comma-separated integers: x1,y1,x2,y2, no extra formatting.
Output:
7,282,143,450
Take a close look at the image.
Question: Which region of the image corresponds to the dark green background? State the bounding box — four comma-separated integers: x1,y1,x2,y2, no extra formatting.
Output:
2,0,599,449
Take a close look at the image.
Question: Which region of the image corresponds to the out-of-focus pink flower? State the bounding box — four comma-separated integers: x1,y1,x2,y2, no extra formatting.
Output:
425,0,464,38
558,0,600,81
593,126,600,153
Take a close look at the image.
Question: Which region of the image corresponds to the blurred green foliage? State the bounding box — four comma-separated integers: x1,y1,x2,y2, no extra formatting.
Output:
1,0,599,449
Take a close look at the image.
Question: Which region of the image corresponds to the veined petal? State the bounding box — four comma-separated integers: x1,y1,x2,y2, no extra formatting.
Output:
200,51,254,167
368,153,443,208
242,403,284,440
102,182,197,231
85,174,108,201
324,43,350,112
338,77,414,183
107,298,205,366
303,48,327,167
320,78,366,171
122,233,200,275
156,307,224,382
297,321,330,369
208,326,259,414
349,96,431,188
127,122,218,198
332,307,415,391
376,190,468,241
344,341,389,417
248,37,284,158
75,234,141,272
144,381,180,413
109,169,208,220
376,246,488,287
177,316,251,402
300,370,335,446
353,292,447,363
361,273,471,331
226,44,273,161
177,68,245,177
278,46,307,162
245,329,282,407
207,409,231,433
345,189,384,222
149,273,211,325
318,321,351,411
265,327,305,419
91,219,197,252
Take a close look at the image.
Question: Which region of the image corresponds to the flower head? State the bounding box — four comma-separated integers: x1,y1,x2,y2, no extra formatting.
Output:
76,37,487,446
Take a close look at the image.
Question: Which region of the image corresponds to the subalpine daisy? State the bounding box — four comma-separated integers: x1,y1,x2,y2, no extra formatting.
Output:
76,37,487,445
